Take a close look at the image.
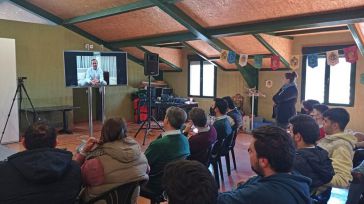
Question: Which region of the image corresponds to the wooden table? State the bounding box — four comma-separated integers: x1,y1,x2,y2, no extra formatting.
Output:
21,105,79,134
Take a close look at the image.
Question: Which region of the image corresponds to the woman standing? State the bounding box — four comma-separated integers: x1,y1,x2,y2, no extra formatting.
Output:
273,72,298,129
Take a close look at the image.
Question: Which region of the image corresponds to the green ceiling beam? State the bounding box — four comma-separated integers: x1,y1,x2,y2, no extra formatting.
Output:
137,46,182,72
272,25,348,37
348,24,364,56
63,1,154,24
10,0,144,67
207,7,364,38
182,42,225,70
148,0,221,52
253,34,290,68
109,33,196,48
149,0,257,87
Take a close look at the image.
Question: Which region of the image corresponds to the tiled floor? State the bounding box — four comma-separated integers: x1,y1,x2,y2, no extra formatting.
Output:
4,121,348,204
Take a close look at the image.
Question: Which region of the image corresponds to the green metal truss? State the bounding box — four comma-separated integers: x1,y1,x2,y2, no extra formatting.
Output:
207,7,364,38
348,24,364,56
149,0,258,87
63,0,154,24
253,34,290,68
10,0,145,67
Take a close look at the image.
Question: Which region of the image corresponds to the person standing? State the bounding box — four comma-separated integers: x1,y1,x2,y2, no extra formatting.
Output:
273,71,298,129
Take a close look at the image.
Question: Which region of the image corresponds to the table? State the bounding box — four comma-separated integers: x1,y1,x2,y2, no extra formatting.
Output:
21,105,79,134
154,102,198,120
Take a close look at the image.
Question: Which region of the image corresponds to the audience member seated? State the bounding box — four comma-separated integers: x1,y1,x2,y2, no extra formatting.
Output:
0,121,81,203
162,160,218,204
75,118,149,203
223,96,243,130
311,104,329,140
288,115,334,193
183,107,217,165
318,108,357,189
143,107,190,194
210,98,232,150
301,99,320,115
217,126,312,204
346,161,364,204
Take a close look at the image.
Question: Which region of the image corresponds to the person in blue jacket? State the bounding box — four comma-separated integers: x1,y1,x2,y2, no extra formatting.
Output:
217,125,312,204
272,71,298,129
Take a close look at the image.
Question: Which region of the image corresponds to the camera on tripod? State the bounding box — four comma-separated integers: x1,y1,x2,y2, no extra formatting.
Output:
17,77,27,83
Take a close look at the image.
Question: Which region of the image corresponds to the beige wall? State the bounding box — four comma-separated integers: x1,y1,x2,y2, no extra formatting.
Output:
258,32,364,132
0,19,145,128
164,52,250,115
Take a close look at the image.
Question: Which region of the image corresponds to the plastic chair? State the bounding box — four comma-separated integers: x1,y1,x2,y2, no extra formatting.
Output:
217,129,236,176
210,138,226,188
84,181,140,204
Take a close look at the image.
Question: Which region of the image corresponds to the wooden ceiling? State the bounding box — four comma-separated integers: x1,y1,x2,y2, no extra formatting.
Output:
9,0,364,74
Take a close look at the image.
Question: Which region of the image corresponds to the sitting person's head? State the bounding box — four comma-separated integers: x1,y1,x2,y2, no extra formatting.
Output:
22,121,57,150
100,118,127,143
249,126,295,177
211,98,228,116
163,160,218,204
311,104,329,127
189,107,207,128
164,106,187,131
222,96,235,111
301,99,320,115
323,108,350,135
288,115,320,149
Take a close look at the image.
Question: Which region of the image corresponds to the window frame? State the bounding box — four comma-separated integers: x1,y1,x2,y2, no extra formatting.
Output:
187,55,217,98
301,45,356,107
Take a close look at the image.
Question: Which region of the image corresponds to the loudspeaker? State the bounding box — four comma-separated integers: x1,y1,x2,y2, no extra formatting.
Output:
144,52,159,76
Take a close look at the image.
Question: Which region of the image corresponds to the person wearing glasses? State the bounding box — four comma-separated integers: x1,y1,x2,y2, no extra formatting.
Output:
310,104,329,140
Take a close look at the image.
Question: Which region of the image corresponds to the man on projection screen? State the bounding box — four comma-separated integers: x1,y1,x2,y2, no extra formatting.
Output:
81,59,107,86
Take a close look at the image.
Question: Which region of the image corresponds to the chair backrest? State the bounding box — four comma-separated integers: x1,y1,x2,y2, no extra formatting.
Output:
85,181,140,204
221,130,235,155
229,128,239,149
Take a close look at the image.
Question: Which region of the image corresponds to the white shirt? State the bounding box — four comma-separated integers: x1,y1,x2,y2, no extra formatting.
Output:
162,129,181,138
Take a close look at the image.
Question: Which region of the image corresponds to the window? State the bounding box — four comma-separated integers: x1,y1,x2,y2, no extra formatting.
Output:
302,46,356,106
188,56,216,98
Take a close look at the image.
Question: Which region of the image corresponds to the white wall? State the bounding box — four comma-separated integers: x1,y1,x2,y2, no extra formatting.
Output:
0,38,19,143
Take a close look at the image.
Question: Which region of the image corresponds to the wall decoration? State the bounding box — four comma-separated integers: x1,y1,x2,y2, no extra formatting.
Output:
227,50,236,64
239,54,248,67
271,55,280,70
326,50,339,66
265,80,273,88
220,49,228,61
307,54,318,68
360,73,364,85
290,55,300,70
254,55,263,69
343,46,358,63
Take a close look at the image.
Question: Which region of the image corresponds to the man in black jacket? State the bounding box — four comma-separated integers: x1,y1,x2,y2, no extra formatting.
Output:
0,121,82,204
289,115,334,195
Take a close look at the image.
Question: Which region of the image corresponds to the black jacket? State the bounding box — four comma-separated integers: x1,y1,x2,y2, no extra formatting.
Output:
273,85,298,123
293,146,334,189
0,148,81,204
218,173,312,204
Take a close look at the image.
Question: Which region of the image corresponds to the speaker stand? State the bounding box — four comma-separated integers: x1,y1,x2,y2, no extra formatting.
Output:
134,75,164,145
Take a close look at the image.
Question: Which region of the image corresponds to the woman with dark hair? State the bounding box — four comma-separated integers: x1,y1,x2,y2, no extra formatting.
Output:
273,71,298,129
75,118,148,203
301,99,320,115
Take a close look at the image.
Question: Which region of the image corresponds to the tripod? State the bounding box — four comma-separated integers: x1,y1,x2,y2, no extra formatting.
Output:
134,75,164,145
1,77,37,143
